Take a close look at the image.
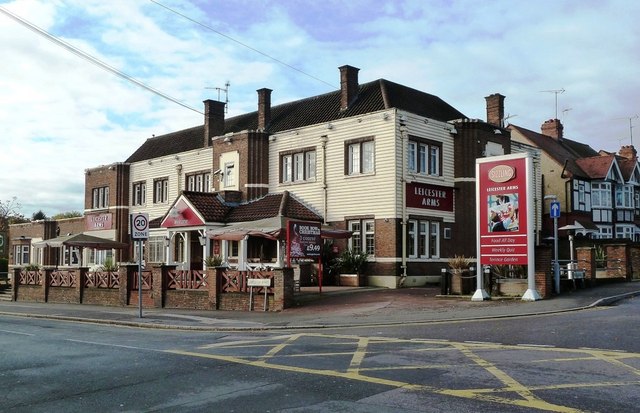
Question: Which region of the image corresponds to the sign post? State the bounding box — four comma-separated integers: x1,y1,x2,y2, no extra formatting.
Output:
130,212,149,318
550,200,561,294
476,153,540,301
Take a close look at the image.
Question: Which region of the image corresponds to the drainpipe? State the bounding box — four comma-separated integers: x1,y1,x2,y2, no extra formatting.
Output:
400,120,408,280
321,135,328,224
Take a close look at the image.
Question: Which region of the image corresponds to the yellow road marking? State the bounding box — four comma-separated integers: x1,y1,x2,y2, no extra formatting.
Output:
168,333,640,413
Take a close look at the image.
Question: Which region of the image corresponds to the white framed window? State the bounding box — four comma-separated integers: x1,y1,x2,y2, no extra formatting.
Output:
408,139,442,176
154,178,168,204
13,245,30,265
406,219,440,259
148,236,166,263
592,182,611,208
346,139,374,175
281,149,316,183
132,181,146,206
615,184,634,208
348,219,375,255
595,226,613,239
186,172,211,192
223,162,235,188
92,186,109,209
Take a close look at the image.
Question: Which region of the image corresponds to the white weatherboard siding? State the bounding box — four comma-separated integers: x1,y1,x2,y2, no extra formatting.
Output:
398,112,456,223
129,147,213,221
269,110,398,222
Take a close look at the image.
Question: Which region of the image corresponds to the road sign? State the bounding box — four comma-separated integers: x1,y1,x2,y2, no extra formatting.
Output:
130,212,149,240
550,201,561,219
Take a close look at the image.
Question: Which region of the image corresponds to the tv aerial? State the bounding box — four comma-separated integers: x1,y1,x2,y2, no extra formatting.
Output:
205,81,230,113
539,88,565,119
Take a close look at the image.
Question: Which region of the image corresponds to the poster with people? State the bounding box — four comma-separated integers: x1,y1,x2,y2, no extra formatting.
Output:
488,193,519,232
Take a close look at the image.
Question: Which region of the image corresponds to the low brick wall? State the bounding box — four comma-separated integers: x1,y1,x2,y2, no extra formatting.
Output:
83,288,121,306
47,287,78,304
15,284,44,302
164,290,211,310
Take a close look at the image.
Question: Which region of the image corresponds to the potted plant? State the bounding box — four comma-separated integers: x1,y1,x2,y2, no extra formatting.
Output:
448,255,471,295
204,255,223,268
338,249,369,287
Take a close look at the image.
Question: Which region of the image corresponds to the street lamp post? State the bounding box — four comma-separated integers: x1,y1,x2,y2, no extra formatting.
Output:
544,195,560,294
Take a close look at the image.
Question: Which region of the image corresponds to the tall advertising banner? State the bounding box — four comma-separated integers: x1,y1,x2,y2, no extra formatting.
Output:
476,153,540,301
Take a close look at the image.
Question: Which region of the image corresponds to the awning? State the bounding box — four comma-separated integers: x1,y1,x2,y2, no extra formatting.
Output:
207,217,284,241
206,217,352,241
33,233,127,249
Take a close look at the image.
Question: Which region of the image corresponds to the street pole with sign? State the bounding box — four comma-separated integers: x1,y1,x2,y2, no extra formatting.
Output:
550,200,561,294
130,212,149,318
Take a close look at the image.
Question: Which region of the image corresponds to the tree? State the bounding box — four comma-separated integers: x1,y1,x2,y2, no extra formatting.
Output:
0,197,26,231
32,210,48,221
51,211,83,220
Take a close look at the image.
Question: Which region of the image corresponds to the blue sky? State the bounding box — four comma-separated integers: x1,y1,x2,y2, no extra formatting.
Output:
1,0,639,217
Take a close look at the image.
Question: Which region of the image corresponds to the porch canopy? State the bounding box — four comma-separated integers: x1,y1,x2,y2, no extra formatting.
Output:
33,233,127,249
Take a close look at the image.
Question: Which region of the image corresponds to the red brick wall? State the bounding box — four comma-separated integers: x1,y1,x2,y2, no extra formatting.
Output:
48,287,78,304
83,288,121,306
164,290,210,310
15,285,44,302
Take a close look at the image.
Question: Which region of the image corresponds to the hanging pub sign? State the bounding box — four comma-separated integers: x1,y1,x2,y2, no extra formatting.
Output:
286,220,321,259
476,154,533,266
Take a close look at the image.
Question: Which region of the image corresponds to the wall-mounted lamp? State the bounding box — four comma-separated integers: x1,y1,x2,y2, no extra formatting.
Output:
223,136,232,144
326,123,334,130
174,155,180,160
164,236,170,247
268,135,276,142
147,160,153,165
198,235,207,246
382,113,390,120
449,127,458,134
175,164,182,173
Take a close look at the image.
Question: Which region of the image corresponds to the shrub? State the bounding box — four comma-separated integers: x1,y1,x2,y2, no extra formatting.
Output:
338,249,369,274
100,258,119,272
204,255,223,267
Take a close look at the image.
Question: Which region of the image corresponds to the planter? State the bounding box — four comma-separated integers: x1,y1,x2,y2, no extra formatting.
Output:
450,270,472,295
339,273,366,287
495,278,527,296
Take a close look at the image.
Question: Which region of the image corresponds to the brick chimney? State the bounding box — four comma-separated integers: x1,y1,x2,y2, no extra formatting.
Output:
485,93,505,127
257,88,272,131
203,99,226,147
339,65,359,111
619,145,637,160
541,119,563,140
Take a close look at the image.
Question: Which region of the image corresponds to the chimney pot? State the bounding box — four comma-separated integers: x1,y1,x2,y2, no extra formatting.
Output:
257,88,272,131
485,93,505,127
203,100,226,147
541,118,563,140
339,65,360,111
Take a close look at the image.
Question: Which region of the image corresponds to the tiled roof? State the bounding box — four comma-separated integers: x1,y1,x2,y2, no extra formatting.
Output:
617,157,638,181
226,192,322,223
126,79,466,163
575,155,615,179
126,126,203,163
182,191,230,222
508,124,598,178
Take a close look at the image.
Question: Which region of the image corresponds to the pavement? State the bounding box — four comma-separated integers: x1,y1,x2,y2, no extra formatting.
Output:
0,281,639,331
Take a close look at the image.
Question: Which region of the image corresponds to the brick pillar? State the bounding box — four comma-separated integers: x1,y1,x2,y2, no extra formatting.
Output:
605,244,628,279
118,265,129,306
207,268,219,310
78,267,88,304
273,267,294,311
576,247,595,286
630,245,640,280
43,268,51,302
534,245,552,298
11,268,20,301
151,264,165,309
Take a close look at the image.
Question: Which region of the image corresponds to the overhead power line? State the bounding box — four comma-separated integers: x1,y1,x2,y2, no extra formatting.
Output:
149,0,337,90
0,6,203,115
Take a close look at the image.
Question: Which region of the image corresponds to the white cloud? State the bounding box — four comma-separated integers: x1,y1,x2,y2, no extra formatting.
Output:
0,0,639,218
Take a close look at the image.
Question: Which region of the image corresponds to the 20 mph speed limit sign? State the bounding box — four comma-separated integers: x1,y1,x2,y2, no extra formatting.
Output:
130,212,149,240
